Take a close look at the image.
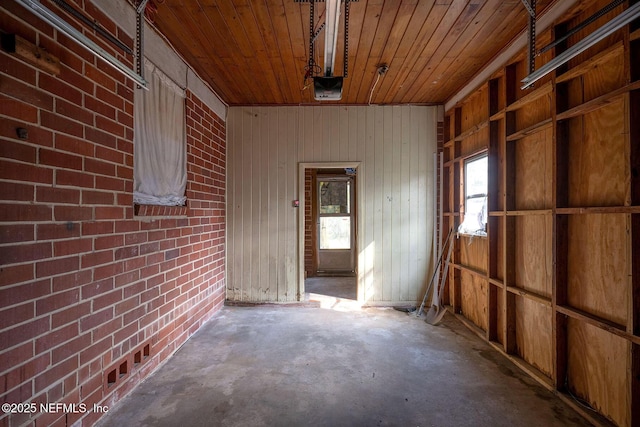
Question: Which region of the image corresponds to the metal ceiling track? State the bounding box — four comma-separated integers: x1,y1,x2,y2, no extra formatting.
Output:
522,1,640,89
14,0,148,89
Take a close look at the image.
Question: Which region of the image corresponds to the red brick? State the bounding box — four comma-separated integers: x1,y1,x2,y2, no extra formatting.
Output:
85,94,116,120
96,115,124,138
0,74,54,110
0,138,37,165
95,176,125,192
54,205,93,221
39,74,82,105
0,241,52,264
41,110,84,138
81,250,114,269
36,223,81,240
39,148,83,170
0,159,53,184
81,221,114,236
115,295,138,316
114,220,139,233
0,224,34,243
0,316,50,349
113,322,137,346
56,98,94,126
0,181,33,204
81,277,114,299
95,206,124,220
81,189,114,205
92,317,122,343
85,126,117,149
56,169,94,188
0,51,37,84
35,288,80,315
36,186,80,204
3,353,50,397
35,323,78,354
0,342,33,374
85,158,116,176
80,307,113,332
0,118,53,147
95,145,123,164
51,332,91,364
51,301,91,328
55,133,94,157
95,85,123,110
0,264,34,286
114,245,138,261
0,302,34,329
92,288,122,311
57,66,94,96
123,306,145,326
79,337,112,367
36,255,79,278
115,269,140,288
34,357,78,394
54,237,92,256
93,262,124,280
93,235,121,251
52,270,92,292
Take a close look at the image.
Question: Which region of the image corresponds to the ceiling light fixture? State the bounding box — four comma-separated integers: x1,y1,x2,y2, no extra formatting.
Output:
299,0,354,101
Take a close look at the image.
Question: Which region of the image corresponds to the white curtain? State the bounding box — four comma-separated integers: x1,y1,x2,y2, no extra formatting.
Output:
134,59,187,206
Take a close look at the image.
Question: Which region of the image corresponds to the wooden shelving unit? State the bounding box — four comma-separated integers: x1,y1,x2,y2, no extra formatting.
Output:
442,6,640,425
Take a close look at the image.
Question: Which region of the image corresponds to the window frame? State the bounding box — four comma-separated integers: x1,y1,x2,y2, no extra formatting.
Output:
459,153,488,236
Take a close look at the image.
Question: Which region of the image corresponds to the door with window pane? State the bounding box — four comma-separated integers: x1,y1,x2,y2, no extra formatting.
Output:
317,176,355,274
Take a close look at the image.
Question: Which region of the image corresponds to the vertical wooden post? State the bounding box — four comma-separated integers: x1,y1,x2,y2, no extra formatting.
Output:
503,64,517,354
452,108,462,314
627,8,640,418
551,19,570,393
487,78,501,343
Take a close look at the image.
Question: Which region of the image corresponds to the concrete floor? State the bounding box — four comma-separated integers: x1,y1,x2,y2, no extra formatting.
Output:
97,305,588,427
305,276,357,300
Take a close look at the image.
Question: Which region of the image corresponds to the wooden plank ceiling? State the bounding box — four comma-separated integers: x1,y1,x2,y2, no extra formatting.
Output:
147,0,555,105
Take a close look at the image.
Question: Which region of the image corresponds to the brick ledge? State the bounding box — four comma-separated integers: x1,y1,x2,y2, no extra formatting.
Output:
134,204,188,217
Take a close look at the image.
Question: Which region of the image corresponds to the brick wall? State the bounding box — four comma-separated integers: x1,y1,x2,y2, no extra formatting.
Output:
304,169,314,277
0,2,226,426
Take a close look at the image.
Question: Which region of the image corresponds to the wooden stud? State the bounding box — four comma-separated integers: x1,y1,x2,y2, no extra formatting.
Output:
1,33,60,75
629,26,640,424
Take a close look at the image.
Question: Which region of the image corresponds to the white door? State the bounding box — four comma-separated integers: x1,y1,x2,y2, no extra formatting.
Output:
317,176,355,274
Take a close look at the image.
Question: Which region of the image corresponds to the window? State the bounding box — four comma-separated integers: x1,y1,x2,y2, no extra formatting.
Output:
318,178,351,250
458,154,488,236
133,59,187,206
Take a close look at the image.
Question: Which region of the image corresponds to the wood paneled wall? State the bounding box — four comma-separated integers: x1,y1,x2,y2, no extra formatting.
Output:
226,105,439,305
443,1,640,425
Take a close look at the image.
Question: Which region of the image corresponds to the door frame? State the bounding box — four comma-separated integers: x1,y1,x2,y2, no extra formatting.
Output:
298,161,362,300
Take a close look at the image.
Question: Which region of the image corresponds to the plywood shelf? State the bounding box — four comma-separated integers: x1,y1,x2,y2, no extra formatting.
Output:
506,81,553,112
507,286,552,307
556,305,640,346
489,211,505,217
444,139,454,148
506,209,553,216
556,206,640,215
490,109,505,122
631,27,640,42
506,118,553,142
453,263,488,279
454,121,489,142
555,42,624,84
489,278,504,288
556,80,640,121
